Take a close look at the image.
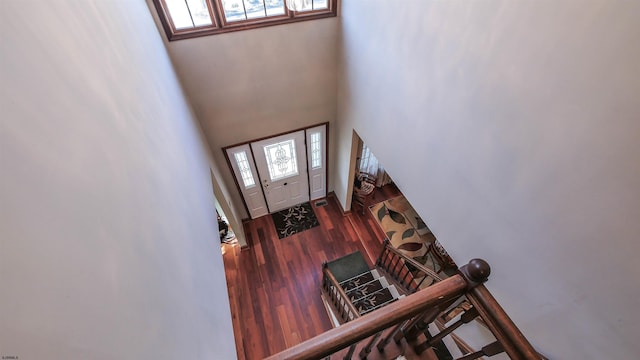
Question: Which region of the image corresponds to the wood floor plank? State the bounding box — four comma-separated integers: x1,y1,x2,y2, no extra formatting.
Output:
222,185,401,360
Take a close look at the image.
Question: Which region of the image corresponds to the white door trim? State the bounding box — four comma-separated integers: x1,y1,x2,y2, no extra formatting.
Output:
224,123,329,218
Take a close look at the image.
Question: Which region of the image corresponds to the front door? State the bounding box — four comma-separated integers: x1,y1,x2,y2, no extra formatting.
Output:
251,130,309,213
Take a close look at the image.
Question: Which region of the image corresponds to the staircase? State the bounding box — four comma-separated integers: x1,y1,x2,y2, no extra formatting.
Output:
321,251,450,360
322,252,405,324
345,269,403,315
274,242,545,360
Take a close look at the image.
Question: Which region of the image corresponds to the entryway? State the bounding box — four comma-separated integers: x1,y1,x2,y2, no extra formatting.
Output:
225,123,328,219
251,130,309,212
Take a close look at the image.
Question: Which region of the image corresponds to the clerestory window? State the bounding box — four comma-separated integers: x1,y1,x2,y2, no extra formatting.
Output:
152,0,338,41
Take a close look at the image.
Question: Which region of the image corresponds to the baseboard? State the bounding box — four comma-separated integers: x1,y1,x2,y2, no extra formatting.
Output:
328,191,352,216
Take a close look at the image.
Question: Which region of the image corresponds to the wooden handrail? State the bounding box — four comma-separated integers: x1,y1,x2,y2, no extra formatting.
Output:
467,284,540,360
383,242,443,282
273,257,542,360
265,274,468,360
322,266,360,321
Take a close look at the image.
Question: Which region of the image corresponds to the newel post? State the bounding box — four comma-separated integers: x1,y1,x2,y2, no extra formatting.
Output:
457,258,491,289
459,259,540,359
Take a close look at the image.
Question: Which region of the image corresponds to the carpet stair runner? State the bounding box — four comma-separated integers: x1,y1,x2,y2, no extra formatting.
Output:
325,252,405,321
345,273,388,301
339,270,402,315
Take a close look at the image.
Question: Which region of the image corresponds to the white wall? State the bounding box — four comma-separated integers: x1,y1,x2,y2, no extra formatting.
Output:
151,10,340,218
335,0,640,358
0,1,236,359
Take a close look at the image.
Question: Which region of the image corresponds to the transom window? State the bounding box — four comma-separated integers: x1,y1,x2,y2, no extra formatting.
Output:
152,0,338,40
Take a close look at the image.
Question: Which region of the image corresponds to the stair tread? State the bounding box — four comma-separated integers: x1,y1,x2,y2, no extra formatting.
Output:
326,251,371,283
347,278,388,301
353,286,399,315
340,269,380,292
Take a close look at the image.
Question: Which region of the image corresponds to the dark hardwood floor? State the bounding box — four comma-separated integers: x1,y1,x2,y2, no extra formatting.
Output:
222,184,402,360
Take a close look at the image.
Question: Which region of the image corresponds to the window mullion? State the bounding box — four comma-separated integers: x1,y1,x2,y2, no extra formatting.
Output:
210,0,224,27
241,0,249,20
182,0,196,27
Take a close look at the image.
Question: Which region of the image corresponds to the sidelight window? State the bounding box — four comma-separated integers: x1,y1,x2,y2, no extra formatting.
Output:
310,132,321,169
233,151,256,188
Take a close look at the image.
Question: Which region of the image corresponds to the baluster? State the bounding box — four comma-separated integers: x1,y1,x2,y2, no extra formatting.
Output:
394,258,408,284
415,307,479,354
399,262,413,288
389,255,402,282
395,260,406,286
377,239,390,267
385,249,394,270
399,307,440,342
376,319,409,352
358,331,383,359
379,249,388,269
456,341,503,360
381,248,392,270
340,298,348,320
343,343,357,360
414,274,429,290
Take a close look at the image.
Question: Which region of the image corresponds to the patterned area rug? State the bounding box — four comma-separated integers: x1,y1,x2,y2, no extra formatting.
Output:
369,196,443,285
272,202,320,239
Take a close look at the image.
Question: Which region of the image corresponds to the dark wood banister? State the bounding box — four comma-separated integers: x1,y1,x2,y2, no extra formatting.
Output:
387,244,541,359
382,242,444,283
466,284,540,360
322,265,360,321
265,274,469,360
267,255,543,360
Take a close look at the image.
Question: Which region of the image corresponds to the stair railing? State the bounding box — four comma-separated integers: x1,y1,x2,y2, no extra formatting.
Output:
265,266,472,360
267,258,542,360
321,263,361,324
380,241,541,359
376,239,443,293
321,264,362,357
466,284,540,359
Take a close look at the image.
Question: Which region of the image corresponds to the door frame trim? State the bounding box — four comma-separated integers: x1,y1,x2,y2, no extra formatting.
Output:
222,121,330,218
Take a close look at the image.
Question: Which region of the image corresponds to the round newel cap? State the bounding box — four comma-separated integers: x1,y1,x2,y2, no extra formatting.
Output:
467,258,491,282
